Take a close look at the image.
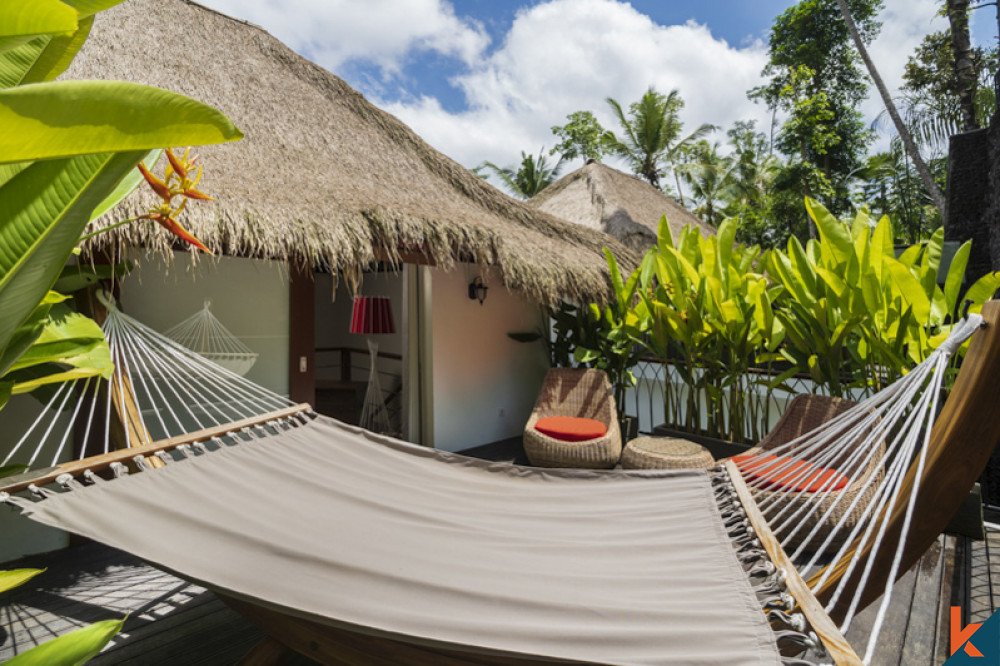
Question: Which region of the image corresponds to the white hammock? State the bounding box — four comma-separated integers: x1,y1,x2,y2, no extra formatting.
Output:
0,298,990,665
733,313,984,663
164,301,258,376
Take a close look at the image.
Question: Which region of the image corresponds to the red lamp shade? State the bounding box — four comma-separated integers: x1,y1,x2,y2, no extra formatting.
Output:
350,296,395,335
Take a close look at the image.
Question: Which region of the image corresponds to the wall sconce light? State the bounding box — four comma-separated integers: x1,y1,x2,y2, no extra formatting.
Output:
468,276,488,305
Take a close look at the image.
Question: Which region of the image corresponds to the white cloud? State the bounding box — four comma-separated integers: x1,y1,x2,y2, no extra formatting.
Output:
382,0,773,172
199,0,489,75
198,0,958,168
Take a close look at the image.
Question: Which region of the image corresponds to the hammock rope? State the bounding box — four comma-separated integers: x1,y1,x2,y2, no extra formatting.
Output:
163,300,259,376
731,313,983,663
1,301,293,469
0,300,988,666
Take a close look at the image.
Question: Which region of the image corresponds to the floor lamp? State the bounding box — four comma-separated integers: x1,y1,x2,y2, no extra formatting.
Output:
350,296,395,434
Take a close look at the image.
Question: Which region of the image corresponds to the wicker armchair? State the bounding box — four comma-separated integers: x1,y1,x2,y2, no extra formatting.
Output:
737,394,884,549
523,368,622,469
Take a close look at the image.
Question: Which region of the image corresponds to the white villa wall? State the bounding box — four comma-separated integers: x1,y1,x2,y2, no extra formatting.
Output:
120,251,290,395
430,266,549,452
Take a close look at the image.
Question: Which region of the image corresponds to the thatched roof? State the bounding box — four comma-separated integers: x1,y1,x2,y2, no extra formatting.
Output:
66,0,637,305
529,161,715,253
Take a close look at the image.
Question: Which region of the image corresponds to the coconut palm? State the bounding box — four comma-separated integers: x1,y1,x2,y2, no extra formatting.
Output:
478,149,564,199
603,87,716,198
678,141,736,226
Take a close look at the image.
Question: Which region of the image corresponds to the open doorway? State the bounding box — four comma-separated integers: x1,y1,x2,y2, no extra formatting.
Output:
313,266,406,438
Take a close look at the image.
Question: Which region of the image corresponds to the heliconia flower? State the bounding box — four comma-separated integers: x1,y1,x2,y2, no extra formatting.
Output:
182,188,213,201
165,148,188,179
138,213,213,255
137,163,172,202
135,148,216,254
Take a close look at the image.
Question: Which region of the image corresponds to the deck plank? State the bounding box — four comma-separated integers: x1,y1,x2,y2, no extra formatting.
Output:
934,535,961,664
844,550,919,665
901,537,946,666
0,542,283,665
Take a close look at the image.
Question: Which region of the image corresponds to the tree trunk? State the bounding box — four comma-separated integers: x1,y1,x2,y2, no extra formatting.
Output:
673,170,687,206
947,0,979,131
834,0,948,223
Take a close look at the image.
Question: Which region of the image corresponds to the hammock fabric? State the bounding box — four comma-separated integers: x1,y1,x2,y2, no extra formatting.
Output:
9,415,785,666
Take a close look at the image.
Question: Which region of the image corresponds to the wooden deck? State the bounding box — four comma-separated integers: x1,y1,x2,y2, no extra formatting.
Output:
0,543,290,665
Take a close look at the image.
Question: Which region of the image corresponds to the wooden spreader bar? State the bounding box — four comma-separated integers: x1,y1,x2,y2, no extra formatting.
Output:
0,403,313,496
724,459,862,666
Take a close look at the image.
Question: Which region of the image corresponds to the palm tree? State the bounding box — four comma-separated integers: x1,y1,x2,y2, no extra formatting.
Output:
726,125,782,215
478,149,564,199
678,141,736,225
833,0,946,221
603,87,715,198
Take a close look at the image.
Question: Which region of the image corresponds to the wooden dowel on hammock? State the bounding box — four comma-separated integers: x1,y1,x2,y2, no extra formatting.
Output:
724,460,862,666
0,403,313,496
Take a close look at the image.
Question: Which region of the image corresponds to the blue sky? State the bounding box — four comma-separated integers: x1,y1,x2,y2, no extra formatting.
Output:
200,0,993,173
337,1,803,113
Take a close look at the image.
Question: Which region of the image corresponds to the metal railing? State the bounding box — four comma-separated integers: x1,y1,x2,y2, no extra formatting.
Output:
621,356,833,443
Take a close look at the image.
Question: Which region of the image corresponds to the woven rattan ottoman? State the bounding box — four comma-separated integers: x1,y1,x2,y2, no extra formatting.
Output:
621,436,715,470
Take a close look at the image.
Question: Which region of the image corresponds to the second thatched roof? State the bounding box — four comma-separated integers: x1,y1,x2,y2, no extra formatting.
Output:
529,161,715,253
66,0,636,305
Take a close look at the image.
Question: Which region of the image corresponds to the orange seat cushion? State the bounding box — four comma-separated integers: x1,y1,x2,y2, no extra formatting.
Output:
732,454,848,493
535,416,608,442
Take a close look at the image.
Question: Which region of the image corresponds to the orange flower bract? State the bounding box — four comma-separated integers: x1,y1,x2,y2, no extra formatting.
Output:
136,148,214,254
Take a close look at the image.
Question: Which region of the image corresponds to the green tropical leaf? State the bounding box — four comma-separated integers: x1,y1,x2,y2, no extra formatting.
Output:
897,244,923,268
0,2,126,89
638,248,656,288
962,272,1000,313
603,247,624,307
944,241,971,316
787,236,818,295
0,17,91,89
807,198,852,265
664,246,700,287
0,293,60,378
0,380,11,410
716,218,736,269
0,568,45,594
0,1,77,53
920,228,943,299
8,304,112,393
0,80,242,164
88,149,162,222
886,258,931,323
62,0,128,16
4,617,123,666
657,215,674,251
0,151,145,366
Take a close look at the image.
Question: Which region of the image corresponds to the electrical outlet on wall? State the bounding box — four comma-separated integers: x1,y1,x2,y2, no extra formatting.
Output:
299,356,307,372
